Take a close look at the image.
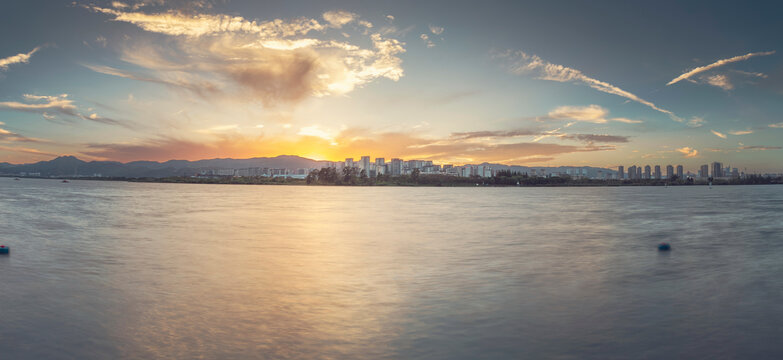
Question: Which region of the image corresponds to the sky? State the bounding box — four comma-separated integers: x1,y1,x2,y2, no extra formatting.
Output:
1,0,782,172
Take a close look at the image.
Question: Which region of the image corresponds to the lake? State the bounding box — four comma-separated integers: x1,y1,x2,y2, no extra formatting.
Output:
1,179,782,359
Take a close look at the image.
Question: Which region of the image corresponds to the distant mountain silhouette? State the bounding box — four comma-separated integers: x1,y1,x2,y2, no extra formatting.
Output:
0,155,326,178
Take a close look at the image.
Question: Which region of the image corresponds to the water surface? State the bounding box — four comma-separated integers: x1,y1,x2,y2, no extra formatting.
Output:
1,179,782,359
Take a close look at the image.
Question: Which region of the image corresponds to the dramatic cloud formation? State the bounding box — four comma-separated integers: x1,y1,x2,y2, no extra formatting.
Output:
0,94,131,128
676,146,699,158
546,105,643,124
498,50,679,121
86,5,406,106
81,128,617,164
667,51,776,86
710,130,727,139
0,46,41,71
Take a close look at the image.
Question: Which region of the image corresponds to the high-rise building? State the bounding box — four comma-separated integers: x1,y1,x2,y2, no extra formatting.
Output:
375,158,385,166
636,166,642,179
628,165,637,179
676,165,683,179
654,165,661,179
618,166,624,179
699,164,709,178
666,165,674,178
644,165,651,179
359,156,371,172
711,162,723,178
345,158,354,168
390,158,403,176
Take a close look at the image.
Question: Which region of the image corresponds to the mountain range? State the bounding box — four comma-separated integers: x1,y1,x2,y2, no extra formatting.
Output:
0,155,326,178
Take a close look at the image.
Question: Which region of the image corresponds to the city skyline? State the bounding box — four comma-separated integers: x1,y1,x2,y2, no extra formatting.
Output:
1,1,783,171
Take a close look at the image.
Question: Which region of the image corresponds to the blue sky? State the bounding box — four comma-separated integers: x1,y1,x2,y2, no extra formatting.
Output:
0,0,781,171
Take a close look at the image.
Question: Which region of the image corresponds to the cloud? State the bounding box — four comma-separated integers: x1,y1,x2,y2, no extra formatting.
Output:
429,25,444,35
0,127,44,143
610,117,644,124
704,74,733,90
85,6,406,106
560,134,630,143
739,145,781,150
81,128,617,164
676,146,699,158
0,144,58,157
450,128,629,145
731,70,767,78
728,129,753,135
497,50,680,121
548,105,609,123
95,36,108,47
769,122,783,128
0,94,132,128
0,46,41,71
710,130,727,139
322,10,357,28
687,116,706,128
544,104,641,124
420,34,435,48
667,51,775,86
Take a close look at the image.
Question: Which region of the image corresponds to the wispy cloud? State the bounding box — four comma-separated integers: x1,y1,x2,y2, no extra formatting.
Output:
710,130,727,139
687,116,706,128
546,105,643,124
704,74,733,90
450,128,629,144
0,127,45,143
0,94,132,128
0,46,42,71
497,50,679,121
769,122,783,128
610,117,644,124
429,25,444,35
676,146,699,158
667,51,775,86
0,144,57,157
728,129,753,135
739,145,781,150
85,6,406,106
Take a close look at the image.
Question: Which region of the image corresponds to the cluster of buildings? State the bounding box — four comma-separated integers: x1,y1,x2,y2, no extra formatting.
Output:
195,156,772,182
321,157,495,178
617,161,742,180
199,156,616,179
198,168,311,179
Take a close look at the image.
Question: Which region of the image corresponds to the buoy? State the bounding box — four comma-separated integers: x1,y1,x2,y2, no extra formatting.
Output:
0,245,9,255
658,243,671,251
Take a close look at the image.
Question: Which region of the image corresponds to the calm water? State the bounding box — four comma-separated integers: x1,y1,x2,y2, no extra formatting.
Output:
1,179,782,359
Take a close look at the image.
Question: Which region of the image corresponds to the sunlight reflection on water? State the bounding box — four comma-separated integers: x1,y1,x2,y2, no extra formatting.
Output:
1,179,783,359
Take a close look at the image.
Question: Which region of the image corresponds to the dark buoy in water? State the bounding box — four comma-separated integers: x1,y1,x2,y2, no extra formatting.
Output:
658,242,671,251
0,245,9,255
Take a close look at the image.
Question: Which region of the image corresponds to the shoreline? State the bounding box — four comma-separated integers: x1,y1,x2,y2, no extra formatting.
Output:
4,175,781,187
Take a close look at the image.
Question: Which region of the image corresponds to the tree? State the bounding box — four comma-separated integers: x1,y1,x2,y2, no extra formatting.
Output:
411,168,420,182
306,169,318,184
